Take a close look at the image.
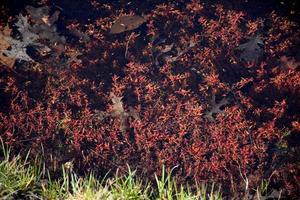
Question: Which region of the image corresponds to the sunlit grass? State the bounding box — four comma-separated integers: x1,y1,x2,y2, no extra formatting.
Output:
0,140,42,199
154,165,222,200
1,140,274,200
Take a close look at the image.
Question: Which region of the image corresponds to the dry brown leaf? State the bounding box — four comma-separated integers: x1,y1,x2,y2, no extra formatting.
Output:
2,25,12,36
0,25,15,68
110,15,146,34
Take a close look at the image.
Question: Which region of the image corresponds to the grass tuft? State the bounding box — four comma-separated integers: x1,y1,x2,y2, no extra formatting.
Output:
1,141,274,199
0,139,42,199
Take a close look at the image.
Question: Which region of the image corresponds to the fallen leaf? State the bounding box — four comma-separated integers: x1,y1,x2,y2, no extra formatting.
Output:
280,55,300,70
0,25,16,67
204,95,229,121
110,15,146,34
236,36,264,62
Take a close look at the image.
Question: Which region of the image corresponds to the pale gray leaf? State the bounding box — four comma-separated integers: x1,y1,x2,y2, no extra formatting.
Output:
237,36,264,62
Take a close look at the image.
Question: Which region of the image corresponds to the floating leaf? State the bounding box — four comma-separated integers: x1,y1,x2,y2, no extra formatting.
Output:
110,15,146,34
236,36,264,62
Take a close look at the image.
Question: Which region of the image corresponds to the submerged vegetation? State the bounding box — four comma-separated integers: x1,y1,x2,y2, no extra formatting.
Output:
0,0,299,199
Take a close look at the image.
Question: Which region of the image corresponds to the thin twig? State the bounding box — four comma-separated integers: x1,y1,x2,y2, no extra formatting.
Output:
125,32,135,59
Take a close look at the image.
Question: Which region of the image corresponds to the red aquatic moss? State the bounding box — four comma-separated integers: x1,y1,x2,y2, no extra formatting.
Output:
0,0,299,198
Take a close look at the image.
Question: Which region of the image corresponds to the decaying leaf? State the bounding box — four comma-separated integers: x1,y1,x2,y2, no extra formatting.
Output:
0,25,15,67
280,55,300,70
236,36,264,62
2,35,34,61
15,14,39,42
1,14,44,62
153,37,197,66
110,15,146,34
1,25,12,36
68,27,90,43
109,92,140,133
25,6,66,48
110,92,125,115
1,6,66,65
205,95,229,121
25,5,49,23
